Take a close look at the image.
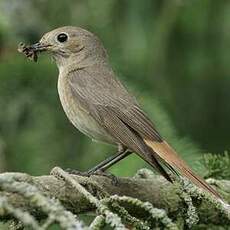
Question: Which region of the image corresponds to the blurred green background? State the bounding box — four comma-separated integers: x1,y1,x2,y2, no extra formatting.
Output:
0,0,229,177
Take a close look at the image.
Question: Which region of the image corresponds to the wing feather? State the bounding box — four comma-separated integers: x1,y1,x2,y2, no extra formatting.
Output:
68,67,162,142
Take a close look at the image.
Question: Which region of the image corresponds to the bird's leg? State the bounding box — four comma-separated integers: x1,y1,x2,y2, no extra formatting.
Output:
87,146,131,174
86,145,131,185
66,145,131,184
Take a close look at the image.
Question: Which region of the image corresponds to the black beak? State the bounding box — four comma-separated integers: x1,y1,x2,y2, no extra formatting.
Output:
30,42,49,52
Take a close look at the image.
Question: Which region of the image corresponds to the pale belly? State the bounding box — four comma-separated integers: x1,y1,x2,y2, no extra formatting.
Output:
57,76,115,144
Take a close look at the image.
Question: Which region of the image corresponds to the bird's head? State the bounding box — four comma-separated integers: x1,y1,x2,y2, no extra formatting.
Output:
22,26,108,68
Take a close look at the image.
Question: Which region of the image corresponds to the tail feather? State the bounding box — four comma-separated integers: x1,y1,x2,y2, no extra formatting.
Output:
145,139,222,200
145,152,173,183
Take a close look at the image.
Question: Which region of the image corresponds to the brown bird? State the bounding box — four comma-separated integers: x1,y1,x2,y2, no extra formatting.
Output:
24,26,221,200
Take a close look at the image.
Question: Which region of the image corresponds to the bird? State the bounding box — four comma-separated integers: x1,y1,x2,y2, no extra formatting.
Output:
23,26,221,200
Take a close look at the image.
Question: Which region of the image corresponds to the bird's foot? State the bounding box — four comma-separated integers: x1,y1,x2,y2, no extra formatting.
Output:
65,168,90,177
65,168,118,185
88,169,119,185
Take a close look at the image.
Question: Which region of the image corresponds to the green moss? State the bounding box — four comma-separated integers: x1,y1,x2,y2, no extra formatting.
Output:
203,151,230,179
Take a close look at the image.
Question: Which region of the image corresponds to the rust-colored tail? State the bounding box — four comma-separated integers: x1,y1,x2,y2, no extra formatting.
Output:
144,139,222,200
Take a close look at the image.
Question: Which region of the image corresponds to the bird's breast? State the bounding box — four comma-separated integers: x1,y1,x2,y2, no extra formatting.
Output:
57,73,115,144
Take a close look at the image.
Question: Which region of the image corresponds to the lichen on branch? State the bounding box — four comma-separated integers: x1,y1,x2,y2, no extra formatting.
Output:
0,167,229,229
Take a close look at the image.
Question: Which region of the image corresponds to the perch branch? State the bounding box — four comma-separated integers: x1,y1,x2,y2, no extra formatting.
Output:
0,168,229,226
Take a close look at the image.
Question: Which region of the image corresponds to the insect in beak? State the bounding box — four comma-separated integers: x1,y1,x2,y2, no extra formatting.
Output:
18,42,50,62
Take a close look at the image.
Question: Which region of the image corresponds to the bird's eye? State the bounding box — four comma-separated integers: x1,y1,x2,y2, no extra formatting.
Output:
57,33,68,43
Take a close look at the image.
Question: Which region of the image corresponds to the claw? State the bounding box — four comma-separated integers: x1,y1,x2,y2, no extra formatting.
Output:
89,170,119,185
65,168,118,185
65,168,90,177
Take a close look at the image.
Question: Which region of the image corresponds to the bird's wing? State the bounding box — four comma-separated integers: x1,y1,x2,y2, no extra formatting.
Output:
68,67,172,181
67,67,163,142
67,67,221,199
